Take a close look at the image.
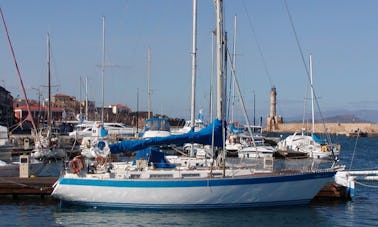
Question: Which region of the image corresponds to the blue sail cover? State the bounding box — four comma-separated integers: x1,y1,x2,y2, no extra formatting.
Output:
230,123,244,134
109,119,225,154
312,134,327,143
132,147,175,168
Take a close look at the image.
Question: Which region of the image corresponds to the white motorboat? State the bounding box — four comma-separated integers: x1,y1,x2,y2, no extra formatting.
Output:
69,122,135,138
226,125,277,158
171,119,206,135
138,118,171,139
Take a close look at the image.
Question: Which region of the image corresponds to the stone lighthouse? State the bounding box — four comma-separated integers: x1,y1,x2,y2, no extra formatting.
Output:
266,86,282,131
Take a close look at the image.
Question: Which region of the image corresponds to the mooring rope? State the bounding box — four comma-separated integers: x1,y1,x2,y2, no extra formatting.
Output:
355,180,378,188
349,130,360,171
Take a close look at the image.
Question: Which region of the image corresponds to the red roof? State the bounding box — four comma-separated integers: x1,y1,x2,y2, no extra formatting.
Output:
112,104,127,108
14,105,64,111
54,93,70,97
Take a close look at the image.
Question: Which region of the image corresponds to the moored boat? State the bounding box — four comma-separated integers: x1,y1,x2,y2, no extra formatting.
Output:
51,0,338,209
52,164,336,209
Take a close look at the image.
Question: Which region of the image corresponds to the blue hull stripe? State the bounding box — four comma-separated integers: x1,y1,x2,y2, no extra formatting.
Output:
59,171,335,188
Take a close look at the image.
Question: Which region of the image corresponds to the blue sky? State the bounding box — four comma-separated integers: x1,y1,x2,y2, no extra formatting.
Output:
1,0,378,123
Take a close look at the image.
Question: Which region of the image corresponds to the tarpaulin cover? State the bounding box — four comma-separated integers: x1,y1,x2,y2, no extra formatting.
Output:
109,119,225,154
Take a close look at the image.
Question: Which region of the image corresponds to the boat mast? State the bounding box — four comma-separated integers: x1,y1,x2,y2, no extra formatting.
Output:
101,16,105,122
215,0,227,176
47,33,52,130
227,48,255,141
187,0,198,159
137,88,139,134
216,0,224,121
85,76,89,121
231,15,237,123
79,76,82,120
190,0,197,131
310,54,315,135
147,47,151,119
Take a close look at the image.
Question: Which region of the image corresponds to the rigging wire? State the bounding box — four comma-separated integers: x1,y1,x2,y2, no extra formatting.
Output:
283,0,332,142
0,8,38,135
241,0,287,119
241,0,273,88
349,131,360,171
283,0,309,78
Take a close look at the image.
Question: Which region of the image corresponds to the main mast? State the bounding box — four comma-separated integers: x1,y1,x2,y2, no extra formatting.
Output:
190,0,197,131
215,0,224,121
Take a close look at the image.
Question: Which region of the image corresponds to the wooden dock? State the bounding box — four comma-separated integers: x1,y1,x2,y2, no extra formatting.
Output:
313,182,351,201
0,176,58,198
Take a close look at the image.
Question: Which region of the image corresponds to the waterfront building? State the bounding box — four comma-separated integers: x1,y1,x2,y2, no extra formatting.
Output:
0,86,14,127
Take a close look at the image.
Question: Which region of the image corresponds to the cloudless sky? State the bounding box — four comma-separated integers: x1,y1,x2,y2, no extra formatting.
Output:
1,0,378,124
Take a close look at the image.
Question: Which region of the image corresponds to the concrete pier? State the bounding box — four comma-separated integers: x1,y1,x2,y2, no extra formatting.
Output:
0,176,58,197
265,122,378,137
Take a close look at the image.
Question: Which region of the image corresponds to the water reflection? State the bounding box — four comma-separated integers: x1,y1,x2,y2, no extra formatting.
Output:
52,205,325,226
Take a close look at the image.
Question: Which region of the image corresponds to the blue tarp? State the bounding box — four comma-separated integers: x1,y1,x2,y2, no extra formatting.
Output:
312,134,327,143
100,125,108,137
230,124,244,134
109,119,225,154
132,147,175,169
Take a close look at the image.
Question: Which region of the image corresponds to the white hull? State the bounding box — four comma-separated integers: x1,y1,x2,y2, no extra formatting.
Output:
69,122,135,138
52,170,335,209
142,130,170,139
277,134,340,160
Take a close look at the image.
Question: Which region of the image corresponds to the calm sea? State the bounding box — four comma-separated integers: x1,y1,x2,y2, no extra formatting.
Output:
1,136,377,226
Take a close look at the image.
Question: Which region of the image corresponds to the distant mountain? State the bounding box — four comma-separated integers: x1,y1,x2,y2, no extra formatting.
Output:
322,114,370,123
283,109,378,123
350,109,378,123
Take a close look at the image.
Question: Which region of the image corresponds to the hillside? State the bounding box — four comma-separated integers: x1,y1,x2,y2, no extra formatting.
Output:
284,110,378,123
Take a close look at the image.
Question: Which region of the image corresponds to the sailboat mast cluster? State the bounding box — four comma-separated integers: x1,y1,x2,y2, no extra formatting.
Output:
51,0,339,209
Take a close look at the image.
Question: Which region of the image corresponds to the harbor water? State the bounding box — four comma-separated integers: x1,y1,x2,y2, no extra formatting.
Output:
0,135,378,226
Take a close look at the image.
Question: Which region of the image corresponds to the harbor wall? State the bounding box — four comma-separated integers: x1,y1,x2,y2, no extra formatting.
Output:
265,122,378,136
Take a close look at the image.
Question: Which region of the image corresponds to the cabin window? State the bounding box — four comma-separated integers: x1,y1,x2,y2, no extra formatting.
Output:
130,174,141,179
182,173,200,178
211,172,223,177
149,174,173,178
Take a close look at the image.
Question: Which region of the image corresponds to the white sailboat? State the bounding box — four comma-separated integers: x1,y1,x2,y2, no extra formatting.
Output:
0,11,63,176
225,17,276,159
31,33,65,160
51,0,338,209
277,55,341,160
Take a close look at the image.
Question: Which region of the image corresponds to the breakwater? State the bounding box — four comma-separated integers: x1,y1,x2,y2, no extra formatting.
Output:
266,122,378,136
